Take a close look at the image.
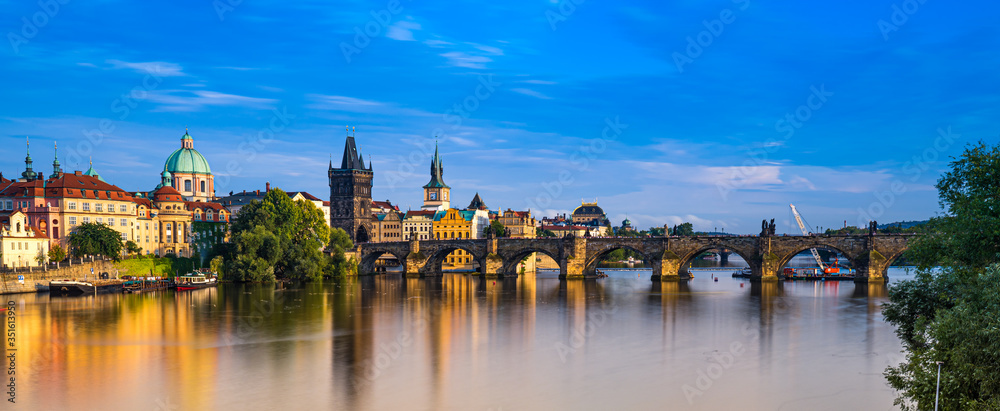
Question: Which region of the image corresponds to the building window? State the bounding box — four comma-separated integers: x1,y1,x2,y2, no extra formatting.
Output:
68,202,77,210
69,217,77,225
120,205,128,212
108,219,115,226
121,219,127,226
82,203,91,211
97,217,103,224
83,217,90,224
185,180,192,192
95,203,103,212
200,181,206,193
121,233,128,241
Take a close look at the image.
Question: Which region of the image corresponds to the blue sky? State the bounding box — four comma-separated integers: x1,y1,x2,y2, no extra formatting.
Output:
2,0,997,233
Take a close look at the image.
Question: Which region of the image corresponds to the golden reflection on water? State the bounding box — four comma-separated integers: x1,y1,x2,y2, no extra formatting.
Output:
10,270,909,410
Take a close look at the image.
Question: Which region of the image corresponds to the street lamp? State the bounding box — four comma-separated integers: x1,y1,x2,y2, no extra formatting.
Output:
935,361,944,411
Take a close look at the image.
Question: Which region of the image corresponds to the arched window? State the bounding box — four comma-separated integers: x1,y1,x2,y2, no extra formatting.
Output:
201,181,206,193
185,180,192,192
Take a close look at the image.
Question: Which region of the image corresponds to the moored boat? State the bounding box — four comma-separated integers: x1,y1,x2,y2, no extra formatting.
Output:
175,271,218,291
49,279,125,295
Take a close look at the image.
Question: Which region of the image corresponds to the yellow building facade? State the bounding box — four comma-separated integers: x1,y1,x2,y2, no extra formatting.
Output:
432,208,474,267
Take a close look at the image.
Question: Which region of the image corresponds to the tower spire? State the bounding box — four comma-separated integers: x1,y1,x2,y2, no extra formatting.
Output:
51,141,61,178
22,136,36,181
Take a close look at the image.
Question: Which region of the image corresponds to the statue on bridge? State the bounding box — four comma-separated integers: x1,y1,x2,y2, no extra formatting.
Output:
770,219,776,236
868,221,879,235
762,219,776,236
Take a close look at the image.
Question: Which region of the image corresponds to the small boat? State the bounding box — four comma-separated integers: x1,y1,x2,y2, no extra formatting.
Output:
174,271,218,291
49,279,124,295
731,267,752,278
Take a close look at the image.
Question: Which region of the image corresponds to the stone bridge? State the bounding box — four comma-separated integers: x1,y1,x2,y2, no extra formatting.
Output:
356,234,916,282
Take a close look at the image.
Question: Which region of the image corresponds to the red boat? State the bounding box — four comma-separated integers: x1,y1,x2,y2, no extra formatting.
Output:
175,272,218,291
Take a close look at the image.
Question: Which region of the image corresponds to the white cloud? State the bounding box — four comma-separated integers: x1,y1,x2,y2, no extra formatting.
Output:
106,59,186,77
423,39,453,48
143,89,276,112
511,88,553,100
440,51,492,69
522,79,557,85
387,20,421,41
469,43,503,56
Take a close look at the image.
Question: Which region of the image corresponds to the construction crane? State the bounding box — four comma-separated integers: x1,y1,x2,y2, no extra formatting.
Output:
789,204,827,271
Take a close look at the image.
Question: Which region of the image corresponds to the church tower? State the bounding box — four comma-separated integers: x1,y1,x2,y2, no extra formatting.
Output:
421,142,450,211
329,128,374,243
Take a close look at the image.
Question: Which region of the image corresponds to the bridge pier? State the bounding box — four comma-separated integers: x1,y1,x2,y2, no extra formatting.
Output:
853,250,890,283
651,251,684,281
755,253,781,282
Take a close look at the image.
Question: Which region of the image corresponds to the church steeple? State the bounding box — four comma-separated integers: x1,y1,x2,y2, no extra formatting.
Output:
50,141,62,178
423,140,449,189
421,139,451,211
21,136,37,181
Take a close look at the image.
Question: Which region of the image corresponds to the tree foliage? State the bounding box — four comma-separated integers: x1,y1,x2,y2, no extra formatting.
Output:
47,244,66,262
225,188,353,282
883,141,1000,409
671,222,694,236
68,222,124,260
484,220,505,237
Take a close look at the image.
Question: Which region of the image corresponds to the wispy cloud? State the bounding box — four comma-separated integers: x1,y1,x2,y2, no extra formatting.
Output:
387,20,421,41
511,88,553,100
440,51,492,69
106,59,186,77
143,89,276,112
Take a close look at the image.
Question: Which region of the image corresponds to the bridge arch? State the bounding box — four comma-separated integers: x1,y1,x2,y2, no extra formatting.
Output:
677,243,757,272
775,243,860,273
359,248,407,274
584,244,654,275
422,244,486,274
501,247,560,275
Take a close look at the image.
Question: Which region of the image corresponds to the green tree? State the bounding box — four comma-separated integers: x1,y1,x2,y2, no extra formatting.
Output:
883,141,1000,409
671,222,694,236
125,240,141,255
68,222,124,260
47,244,66,262
484,220,505,237
226,188,333,282
35,248,47,265
536,227,556,237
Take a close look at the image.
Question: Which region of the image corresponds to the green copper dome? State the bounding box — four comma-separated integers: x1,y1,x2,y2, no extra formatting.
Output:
164,130,212,175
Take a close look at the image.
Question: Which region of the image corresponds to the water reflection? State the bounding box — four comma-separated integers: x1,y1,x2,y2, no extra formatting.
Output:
11,268,913,410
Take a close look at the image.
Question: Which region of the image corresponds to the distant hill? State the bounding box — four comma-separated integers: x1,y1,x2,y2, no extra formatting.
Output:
878,220,929,230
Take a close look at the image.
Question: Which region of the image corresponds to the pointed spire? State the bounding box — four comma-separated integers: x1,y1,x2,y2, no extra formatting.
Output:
368,154,373,171
51,141,62,178
22,136,36,181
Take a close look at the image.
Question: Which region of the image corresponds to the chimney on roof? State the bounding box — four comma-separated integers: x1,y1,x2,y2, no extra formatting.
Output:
255,190,259,195
266,182,270,192
75,171,82,176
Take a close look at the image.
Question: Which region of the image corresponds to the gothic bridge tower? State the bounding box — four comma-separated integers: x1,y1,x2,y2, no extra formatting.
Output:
329,129,374,243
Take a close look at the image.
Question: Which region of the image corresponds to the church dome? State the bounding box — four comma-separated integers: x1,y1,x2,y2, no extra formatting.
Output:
165,131,212,175
572,202,605,217
152,185,184,202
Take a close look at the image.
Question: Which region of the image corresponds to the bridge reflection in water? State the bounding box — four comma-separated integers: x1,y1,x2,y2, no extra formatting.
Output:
13,267,910,410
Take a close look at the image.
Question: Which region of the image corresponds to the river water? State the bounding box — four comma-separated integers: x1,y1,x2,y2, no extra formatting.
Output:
9,265,911,410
